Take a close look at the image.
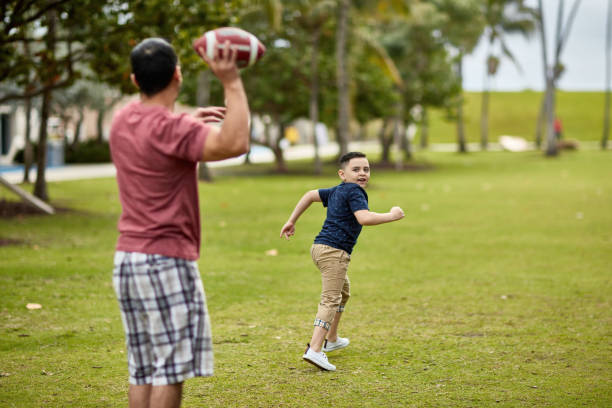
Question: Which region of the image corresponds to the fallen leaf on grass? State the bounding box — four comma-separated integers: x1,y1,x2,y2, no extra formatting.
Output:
41,370,53,376
0,372,10,377
265,249,278,256
26,303,42,310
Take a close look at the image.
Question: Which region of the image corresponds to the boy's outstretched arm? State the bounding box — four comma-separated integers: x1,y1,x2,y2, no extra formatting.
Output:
280,190,321,240
354,206,405,226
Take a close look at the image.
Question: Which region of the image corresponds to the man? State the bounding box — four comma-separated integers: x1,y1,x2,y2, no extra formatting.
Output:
110,37,249,408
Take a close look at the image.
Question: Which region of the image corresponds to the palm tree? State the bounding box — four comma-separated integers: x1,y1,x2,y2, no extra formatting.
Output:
430,0,485,153
537,0,582,157
480,0,535,150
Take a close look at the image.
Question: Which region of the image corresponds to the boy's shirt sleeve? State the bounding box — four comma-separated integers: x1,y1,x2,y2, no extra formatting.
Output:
347,184,369,213
318,187,332,207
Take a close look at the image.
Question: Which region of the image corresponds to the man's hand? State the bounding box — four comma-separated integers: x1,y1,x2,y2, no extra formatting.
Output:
197,40,240,85
390,206,405,221
194,106,226,124
280,221,295,240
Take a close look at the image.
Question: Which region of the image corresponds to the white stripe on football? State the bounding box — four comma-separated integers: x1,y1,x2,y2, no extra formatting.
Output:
193,27,266,69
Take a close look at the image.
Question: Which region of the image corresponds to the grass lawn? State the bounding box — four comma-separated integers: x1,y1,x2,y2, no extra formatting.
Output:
1,150,611,407
427,91,607,144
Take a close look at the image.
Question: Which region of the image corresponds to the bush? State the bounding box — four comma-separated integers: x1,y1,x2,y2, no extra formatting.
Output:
12,143,38,164
65,140,111,163
12,140,111,164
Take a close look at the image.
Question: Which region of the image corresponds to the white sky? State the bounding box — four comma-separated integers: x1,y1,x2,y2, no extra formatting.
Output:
463,0,609,91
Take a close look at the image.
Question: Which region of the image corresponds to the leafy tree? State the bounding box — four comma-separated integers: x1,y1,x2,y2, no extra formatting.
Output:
238,17,313,172
379,1,460,163
336,0,351,157
428,0,485,153
292,0,336,174
1,0,110,200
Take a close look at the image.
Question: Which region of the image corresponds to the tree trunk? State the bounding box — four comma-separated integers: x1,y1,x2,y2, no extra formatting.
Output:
420,108,429,149
310,26,322,175
71,109,84,149
335,0,350,157
22,38,33,183
23,96,33,183
34,87,51,201
34,9,56,201
393,94,405,170
96,107,105,143
603,0,612,149
456,53,467,153
378,118,392,164
274,122,287,172
535,96,546,148
544,77,558,156
480,87,490,150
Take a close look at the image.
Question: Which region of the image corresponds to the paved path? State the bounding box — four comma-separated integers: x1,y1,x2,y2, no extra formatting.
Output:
1,140,606,184
0,141,376,184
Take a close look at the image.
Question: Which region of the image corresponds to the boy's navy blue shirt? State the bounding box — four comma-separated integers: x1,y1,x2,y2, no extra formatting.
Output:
314,182,369,254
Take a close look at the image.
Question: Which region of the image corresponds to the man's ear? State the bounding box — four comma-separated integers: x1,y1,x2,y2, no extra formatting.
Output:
130,74,139,89
338,168,345,180
174,66,182,84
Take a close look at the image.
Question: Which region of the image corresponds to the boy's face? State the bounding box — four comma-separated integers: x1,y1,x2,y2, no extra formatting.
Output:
339,157,370,188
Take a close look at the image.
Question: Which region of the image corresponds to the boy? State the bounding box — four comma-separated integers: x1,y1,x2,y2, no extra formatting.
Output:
280,152,404,371
110,37,249,408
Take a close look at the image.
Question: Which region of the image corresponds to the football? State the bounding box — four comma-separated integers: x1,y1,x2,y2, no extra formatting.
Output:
193,27,266,69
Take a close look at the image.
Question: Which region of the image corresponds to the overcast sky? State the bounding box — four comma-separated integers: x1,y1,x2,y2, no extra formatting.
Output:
462,0,609,91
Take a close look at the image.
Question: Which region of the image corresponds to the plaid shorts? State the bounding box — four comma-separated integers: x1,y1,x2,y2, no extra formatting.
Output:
112,251,213,385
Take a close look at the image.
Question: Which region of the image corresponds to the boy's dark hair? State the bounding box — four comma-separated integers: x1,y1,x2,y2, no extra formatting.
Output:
130,38,177,96
339,152,367,167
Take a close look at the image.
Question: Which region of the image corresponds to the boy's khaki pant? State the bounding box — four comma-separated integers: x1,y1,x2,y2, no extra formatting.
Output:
311,244,351,330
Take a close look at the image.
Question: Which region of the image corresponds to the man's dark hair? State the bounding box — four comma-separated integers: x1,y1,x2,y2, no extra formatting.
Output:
130,38,178,96
339,152,367,167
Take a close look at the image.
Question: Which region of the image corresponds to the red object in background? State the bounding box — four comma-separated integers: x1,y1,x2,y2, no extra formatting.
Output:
193,27,266,69
554,118,563,132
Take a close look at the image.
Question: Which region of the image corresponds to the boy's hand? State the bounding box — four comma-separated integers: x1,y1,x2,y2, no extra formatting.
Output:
390,206,405,220
280,221,295,240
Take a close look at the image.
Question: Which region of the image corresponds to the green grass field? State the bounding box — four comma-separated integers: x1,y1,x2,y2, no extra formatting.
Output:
427,91,607,144
1,150,611,407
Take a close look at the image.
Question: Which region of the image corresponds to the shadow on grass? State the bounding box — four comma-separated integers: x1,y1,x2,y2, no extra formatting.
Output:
0,199,80,220
209,157,435,179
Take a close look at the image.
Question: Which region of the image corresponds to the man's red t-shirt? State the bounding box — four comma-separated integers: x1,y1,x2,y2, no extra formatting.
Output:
110,101,210,261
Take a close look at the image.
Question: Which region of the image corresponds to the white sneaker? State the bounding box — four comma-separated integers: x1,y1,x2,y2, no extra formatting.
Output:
323,337,350,352
302,345,336,371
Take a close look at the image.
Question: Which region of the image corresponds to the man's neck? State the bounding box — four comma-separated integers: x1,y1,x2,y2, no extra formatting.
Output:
140,88,176,111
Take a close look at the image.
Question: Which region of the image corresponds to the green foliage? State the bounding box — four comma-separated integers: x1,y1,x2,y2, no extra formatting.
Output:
429,0,485,54
86,0,242,94
65,141,111,164
1,151,611,406
13,141,111,164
